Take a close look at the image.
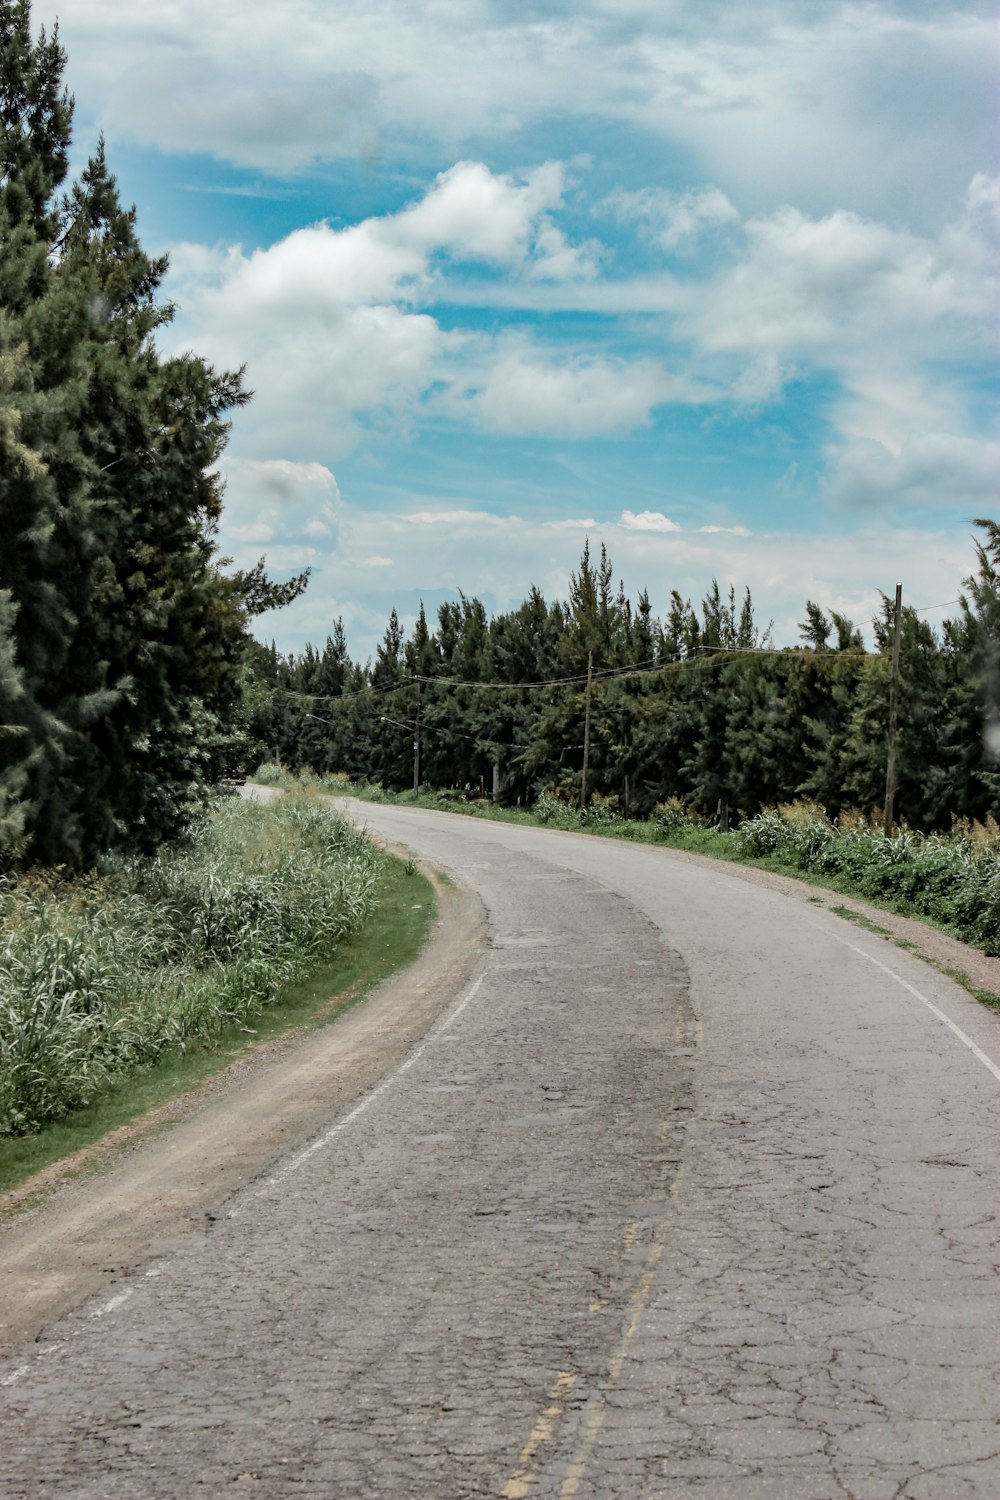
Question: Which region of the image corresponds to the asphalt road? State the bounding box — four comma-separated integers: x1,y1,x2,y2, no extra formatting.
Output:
2,803,999,1498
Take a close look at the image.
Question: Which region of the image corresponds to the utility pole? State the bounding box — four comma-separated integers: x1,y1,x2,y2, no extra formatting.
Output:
413,681,421,794
883,583,902,838
580,649,594,811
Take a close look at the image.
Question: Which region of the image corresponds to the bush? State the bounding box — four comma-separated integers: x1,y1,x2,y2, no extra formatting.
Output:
252,761,297,789
732,802,1000,953
649,798,702,837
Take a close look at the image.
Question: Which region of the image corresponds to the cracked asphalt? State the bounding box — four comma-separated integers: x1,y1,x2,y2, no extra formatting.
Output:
2,804,999,1498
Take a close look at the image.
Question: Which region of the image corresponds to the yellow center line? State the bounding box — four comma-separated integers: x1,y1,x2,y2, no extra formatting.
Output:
503,1162,687,1499
502,1370,577,1499
559,1167,685,1499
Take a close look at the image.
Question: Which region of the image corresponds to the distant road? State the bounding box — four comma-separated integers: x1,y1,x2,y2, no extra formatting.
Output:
3,802,999,1498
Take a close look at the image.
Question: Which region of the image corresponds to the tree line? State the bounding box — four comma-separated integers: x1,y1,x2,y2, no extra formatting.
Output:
244,531,1000,834
3,0,997,868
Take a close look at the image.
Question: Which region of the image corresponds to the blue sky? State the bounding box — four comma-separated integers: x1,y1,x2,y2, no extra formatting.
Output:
37,0,999,661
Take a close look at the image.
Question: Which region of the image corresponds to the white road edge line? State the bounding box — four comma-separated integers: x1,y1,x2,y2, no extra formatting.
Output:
826,929,1000,1085
267,972,487,1186
2,1284,136,1391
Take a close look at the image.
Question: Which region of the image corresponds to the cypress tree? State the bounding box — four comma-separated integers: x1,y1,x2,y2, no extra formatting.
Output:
0,1,290,865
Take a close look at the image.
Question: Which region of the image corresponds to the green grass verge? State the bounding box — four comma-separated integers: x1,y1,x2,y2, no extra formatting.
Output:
0,857,435,1197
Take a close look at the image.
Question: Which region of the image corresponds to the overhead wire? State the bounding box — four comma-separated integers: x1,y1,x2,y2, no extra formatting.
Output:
269,592,963,705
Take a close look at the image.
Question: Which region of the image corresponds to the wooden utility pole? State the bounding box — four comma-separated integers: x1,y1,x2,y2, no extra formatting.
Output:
883,583,902,837
580,650,594,811
412,682,421,794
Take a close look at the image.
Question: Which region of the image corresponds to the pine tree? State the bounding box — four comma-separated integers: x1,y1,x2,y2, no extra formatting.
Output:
0,2,294,865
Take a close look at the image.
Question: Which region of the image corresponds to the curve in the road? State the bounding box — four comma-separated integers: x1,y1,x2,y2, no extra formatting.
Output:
2,803,998,1500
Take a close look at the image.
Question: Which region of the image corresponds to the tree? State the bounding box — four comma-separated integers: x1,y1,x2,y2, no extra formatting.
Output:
0,2,299,865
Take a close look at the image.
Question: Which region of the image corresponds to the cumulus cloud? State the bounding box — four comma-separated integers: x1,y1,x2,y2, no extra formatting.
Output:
404,509,514,527
682,203,994,360
165,161,673,452
222,488,972,666
214,457,343,557
170,154,996,513
620,510,682,532
823,432,1000,512
447,350,679,437
655,187,999,506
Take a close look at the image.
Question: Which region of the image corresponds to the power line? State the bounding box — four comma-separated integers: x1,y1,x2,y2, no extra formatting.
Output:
268,592,962,705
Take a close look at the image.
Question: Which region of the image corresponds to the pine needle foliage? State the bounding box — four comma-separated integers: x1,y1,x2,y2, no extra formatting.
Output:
0,1,306,868
247,528,1000,835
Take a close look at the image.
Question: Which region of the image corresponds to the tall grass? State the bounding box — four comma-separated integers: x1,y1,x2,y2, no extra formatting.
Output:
732,805,1000,953
0,791,383,1135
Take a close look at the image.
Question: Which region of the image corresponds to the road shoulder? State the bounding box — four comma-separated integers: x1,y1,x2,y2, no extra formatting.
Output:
0,863,486,1348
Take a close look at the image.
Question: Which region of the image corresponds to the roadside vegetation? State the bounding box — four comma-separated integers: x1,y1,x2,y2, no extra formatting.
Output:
243,525,1000,843
0,790,402,1138
304,770,1000,960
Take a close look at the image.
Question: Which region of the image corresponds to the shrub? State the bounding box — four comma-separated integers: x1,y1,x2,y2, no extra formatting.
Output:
651,798,704,837
252,762,296,789
732,803,1000,953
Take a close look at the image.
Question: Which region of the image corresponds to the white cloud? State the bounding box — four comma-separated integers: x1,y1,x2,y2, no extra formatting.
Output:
823,432,1000,512
214,457,344,563
683,203,994,360
226,489,974,666
528,220,604,282
605,185,739,252
43,2,998,220
398,160,569,268
447,349,688,437
165,162,672,453
404,509,514,527
658,188,999,507
620,510,682,532
169,156,996,511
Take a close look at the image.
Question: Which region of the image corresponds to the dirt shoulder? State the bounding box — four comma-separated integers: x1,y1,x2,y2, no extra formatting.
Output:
0,865,486,1349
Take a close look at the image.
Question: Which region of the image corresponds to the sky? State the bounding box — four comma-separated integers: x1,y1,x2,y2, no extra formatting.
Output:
34,0,1000,663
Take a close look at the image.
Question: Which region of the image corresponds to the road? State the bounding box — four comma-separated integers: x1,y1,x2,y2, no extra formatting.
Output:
2,802,999,1498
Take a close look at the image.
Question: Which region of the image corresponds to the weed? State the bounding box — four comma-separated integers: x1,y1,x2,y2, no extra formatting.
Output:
0,792,384,1136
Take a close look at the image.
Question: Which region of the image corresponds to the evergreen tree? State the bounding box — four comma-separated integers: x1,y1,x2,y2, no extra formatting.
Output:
0,2,299,864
